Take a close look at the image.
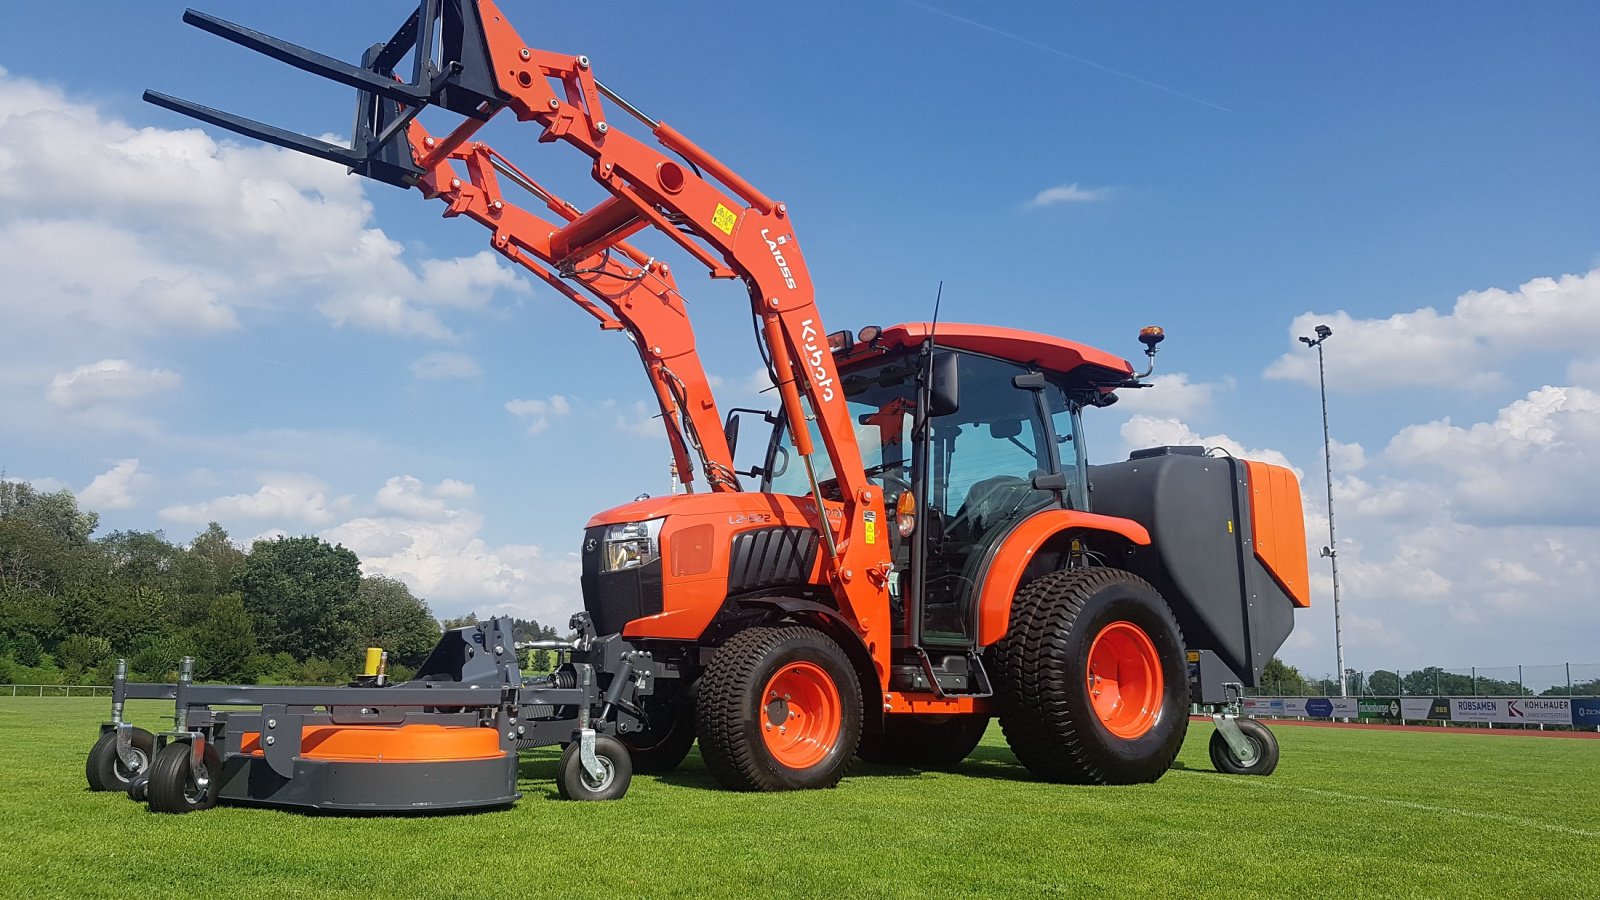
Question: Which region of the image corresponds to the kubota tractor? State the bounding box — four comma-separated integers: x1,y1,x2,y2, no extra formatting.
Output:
90,0,1309,812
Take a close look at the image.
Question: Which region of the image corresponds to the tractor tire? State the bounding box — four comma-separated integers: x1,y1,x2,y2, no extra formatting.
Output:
86,728,154,792
990,567,1188,785
146,741,222,814
856,715,989,769
1209,718,1280,776
697,625,862,792
623,693,697,774
557,735,633,800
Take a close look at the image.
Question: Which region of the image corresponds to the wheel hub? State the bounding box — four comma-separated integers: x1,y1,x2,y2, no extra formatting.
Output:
759,662,841,769
1084,620,1165,740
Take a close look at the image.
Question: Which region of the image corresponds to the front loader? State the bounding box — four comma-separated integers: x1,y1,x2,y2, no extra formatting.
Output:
96,0,1310,812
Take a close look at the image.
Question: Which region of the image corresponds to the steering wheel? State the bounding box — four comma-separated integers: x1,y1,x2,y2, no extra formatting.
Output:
862,463,913,505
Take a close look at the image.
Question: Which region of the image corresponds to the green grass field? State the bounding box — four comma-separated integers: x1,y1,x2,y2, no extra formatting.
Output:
3,699,1596,899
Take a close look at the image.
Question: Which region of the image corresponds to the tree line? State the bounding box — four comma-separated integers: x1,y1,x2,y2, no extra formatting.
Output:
0,479,560,685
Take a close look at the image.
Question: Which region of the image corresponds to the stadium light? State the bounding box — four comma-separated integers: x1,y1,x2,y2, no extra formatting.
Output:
1299,325,1347,697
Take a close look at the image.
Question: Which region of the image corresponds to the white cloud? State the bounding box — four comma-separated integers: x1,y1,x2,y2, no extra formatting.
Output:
1116,415,1299,475
78,459,152,510
614,400,665,439
1026,183,1111,207
410,351,483,380
1383,385,1600,526
0,69,529,363
1264,269,1600,392
160,474,349,526
1109,373,1230,420
46,359,180,410
321,476,580,621
506,395,572,435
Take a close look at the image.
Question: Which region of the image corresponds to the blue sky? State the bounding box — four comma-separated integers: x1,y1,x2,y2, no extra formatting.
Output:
2,1,1597,679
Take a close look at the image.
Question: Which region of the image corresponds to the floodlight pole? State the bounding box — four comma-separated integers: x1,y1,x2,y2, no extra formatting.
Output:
1301,326,1347,697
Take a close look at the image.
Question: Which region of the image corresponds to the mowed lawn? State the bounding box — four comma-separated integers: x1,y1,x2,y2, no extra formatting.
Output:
2,699,1596,898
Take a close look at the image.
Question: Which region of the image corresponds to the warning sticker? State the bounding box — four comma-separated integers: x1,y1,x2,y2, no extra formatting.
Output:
712,203,738,235
863,510,877,545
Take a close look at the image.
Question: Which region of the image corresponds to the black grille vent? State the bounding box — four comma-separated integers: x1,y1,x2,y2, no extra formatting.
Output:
727,527,819,595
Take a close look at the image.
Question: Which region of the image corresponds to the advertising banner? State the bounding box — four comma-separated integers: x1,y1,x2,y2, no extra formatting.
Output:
1510,698,1571,726
1449,698,1573,725
1331,697,1360,718
1573,698,1600,727
1399,698,1449,720
1451,698,1501,722
1278,698,1308,716
1358,697,1401,718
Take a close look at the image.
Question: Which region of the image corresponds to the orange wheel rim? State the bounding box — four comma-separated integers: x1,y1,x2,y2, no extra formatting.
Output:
1085,620,1164,739
760,661,842,769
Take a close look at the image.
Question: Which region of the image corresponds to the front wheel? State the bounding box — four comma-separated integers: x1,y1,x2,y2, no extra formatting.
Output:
557,735,633,800
622,693,697,774
86,728,154,792
697,625,862,792
146,741,222,814
1209,719,1280,776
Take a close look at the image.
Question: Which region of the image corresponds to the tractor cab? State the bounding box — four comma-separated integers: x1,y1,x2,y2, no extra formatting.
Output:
764,323,1142,658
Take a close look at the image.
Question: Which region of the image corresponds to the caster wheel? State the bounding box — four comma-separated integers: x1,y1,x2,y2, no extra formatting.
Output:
557,735,633,801
146,742,222,813
86,728,155,792
1209,719,1280,776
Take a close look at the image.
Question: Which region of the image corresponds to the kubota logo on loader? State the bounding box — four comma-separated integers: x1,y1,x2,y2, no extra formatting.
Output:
761,229,797,289
800,319,836,402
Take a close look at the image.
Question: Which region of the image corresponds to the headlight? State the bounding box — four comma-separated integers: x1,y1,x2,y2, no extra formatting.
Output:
601,518,665,573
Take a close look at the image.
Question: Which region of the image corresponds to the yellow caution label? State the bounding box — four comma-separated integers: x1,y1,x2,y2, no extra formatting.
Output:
712,203,738,235
1187,651,1201,663
1227,519,1234,534
864,511,877,545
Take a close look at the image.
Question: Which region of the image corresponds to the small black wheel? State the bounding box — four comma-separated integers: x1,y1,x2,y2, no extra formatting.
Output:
146,741,222,813
623,693,697,774
1209,719,1280,776
557,735,633,800
857,715,989,769
86,728,155,792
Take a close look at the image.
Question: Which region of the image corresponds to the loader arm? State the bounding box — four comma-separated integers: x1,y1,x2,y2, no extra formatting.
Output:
145,0,891,609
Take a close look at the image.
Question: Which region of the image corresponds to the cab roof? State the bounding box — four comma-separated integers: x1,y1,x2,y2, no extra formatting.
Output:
848,323,1134,380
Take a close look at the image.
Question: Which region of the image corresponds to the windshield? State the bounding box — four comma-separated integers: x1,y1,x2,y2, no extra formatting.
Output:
766,356,918,497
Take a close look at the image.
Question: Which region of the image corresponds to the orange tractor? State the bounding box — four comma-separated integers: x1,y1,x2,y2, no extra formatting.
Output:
118,0,1308,807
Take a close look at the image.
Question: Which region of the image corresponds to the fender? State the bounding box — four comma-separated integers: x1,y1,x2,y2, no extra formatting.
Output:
973,509,1151,647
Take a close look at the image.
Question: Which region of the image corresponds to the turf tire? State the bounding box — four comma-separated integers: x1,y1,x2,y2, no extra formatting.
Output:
1209,718,1279,776
697,625,862,792
990,567,1188,785
557,735,634,800
856,715,989,769
146,741,222,814
86,728,154,792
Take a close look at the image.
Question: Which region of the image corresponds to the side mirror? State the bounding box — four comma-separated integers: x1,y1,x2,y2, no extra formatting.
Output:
929,352,960,417
724,413,740,457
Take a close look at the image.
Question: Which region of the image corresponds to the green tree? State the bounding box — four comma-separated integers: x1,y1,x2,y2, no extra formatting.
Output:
56,633,113,673
192,594,259,683
440,611,480,630
0,481,99,542
1260,657,1306,695
171,523,247,626
12,632,42,667
353,576,441,668
236,536,362,660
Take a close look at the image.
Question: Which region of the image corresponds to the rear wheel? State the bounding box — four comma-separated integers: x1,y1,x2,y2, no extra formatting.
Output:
1209,718,1280,776
697,626,862,791
146,741,222,814
857,715,989,769
86,728,154,792
990,567,1188,784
